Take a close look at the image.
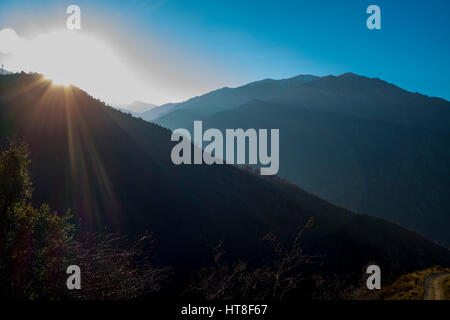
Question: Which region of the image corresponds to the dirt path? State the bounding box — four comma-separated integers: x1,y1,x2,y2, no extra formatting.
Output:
423,272,450,300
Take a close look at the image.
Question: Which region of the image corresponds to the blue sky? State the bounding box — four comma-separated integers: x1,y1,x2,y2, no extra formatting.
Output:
0,0,449,103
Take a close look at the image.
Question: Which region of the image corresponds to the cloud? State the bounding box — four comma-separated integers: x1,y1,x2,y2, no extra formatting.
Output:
0,28,23,55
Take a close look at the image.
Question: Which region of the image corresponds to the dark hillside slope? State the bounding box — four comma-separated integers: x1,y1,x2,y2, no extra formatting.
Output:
202,100,450,245
154,73,450,246
1,74,449,280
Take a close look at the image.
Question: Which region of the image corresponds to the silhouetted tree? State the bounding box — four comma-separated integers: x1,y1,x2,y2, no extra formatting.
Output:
0,138,74,299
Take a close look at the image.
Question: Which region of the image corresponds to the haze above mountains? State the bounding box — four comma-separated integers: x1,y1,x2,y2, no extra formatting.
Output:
113,100,157,115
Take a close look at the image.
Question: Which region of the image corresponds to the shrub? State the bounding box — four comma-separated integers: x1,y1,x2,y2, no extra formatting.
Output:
0,139,170,299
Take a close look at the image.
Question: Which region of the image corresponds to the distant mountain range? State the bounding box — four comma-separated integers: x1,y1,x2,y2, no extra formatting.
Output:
113,100,157,114
140,102,179,121
153,73,450,132
1,73,448,287
149,73,450,246
143,74,320,126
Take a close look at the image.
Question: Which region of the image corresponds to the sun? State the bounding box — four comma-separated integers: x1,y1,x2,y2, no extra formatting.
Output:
34,30,115,89
0,28,150,104
46,75,73,87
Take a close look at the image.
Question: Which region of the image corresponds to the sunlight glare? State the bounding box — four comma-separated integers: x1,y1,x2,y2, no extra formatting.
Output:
0,28,149,104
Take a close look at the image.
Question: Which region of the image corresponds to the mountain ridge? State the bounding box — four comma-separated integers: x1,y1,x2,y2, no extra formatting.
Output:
152,73,450,132
113,100,157,114
145,72,450,246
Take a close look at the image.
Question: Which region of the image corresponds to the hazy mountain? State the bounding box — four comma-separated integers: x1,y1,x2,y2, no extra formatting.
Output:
127,100,157,113
1,73,449,284
154,73,450,133
150,73,450,246
152,74,320,129
140,102,179,122
113,100,157,114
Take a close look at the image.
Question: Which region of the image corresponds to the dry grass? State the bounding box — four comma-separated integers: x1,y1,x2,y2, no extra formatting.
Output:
379,266,450,300
68,233,171,300
443,276,450,300
188,217,324,300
